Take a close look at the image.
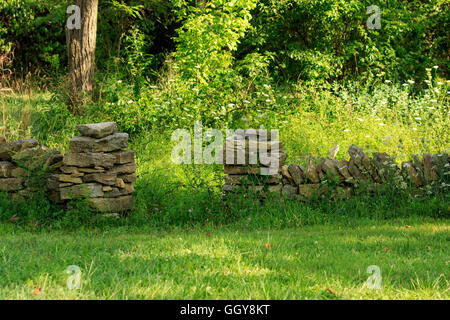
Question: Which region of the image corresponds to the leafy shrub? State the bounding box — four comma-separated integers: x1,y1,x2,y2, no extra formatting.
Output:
239,0,449,83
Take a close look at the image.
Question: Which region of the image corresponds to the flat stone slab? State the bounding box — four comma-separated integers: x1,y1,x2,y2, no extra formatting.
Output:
288,163,305,185
89,195,134,212
282,184,299,200
83,173,117,186
58,174,83,184
108,163,137,175
299,184,322,198
119,173,137,183
0,161,15,178
60,183,104,200
224,165,260,175
76,122,118,139
0,178,24,191
69,133,128,153
63,153,116,168
111,150,135,164
0,138,39,160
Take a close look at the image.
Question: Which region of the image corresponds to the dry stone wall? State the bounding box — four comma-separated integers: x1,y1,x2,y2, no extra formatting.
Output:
0,138,63,197
0,122,136,213
223,130,286,195
223,131,449,199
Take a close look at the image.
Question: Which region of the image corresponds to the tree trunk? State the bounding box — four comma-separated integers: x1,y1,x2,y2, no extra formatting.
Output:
66,0,98,110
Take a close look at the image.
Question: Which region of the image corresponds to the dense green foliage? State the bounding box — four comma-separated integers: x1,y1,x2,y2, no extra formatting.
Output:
0,0,177,79
241,0,449,82
1,0,448,83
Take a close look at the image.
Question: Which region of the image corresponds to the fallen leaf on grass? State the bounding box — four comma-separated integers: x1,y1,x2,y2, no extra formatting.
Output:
326,288,337,296
265,243,270,249
33,288,41,295
384,247,389,252
405,225,413,229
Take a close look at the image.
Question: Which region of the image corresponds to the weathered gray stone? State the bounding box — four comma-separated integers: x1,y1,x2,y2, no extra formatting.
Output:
69,133,128,153
45,153,63,166
224,175,248,185
321,159,342,182
288,163,305,185
299,184,322,198
92,133,128,152
423,153,439,182
223,184,235,192
63,153,116,168
224,165,260,175
89,195,134,212
60,183,104,200
282,184,298,200
83,173,117,186
260,151,287,167
412,154,425,184
336,160,354,183
0,139,38,160
111,150,135,164
119,173,137,183
76,122,118,139
11,146,42,163
267,184,282,193
115,178,126,189
103,187,122,198
0,178,23,191
123,183,135,194
60,166,80,174
46,174,60,191
281,165,292,179
372,153,399,182
305,159,320,183
0,161,14,178
69,136,95,153
59,183,74,188
348,145,374,181
434,154,449,177
58,174,83,184
107,163,137,174
328,144,339,159
316,158,325,180
401,161,423,187
79,167,105,173
348,159,367,182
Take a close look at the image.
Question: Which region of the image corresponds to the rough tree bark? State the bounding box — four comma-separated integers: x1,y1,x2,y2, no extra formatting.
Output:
66,0,98,110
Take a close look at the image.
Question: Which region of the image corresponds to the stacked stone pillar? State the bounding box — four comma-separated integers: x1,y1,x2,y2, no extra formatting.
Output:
223,129,287,195
58,122,136,212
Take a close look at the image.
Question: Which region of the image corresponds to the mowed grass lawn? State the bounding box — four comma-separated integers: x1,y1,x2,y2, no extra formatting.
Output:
0,219,448,300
